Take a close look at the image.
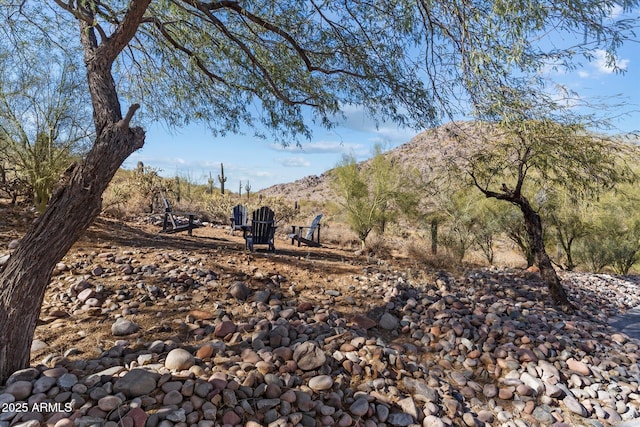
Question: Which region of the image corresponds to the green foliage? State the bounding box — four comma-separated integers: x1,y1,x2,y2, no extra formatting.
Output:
437,188,479,262
330,147,419,246
202,193,298,227
435,188,503,263
4,0,633,146
203,192,238,224
131,163,165,213
493,204,536,267
542,189,591,270
472,198,504,265
574,193,640,274
0,41,91,212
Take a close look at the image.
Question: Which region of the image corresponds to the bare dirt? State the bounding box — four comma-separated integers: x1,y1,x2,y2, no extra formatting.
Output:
0,209,414,365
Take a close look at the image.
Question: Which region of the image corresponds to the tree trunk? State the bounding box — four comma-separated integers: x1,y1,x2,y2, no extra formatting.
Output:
0,0,150,383
0,121,144,383
518,199,573,308
431,219,438,254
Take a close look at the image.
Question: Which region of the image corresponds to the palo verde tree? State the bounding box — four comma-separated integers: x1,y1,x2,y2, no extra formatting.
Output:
0,40,92,212
542,188,591,271
0,0,636,382
331,146,419,247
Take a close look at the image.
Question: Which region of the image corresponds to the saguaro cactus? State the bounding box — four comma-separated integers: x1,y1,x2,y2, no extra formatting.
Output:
218,163,227,195
245,181,251,199
238,180,242,198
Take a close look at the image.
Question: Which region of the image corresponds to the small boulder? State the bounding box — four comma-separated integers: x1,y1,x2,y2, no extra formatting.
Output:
165,348,195,370
111,318,140,336
293,342,326,371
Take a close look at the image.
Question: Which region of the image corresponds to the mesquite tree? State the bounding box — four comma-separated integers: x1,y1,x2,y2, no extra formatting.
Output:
0,0,636,382
439,119,636,308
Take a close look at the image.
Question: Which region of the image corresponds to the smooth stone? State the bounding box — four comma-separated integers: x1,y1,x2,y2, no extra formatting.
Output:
379,313,399,330
98,395,123,411
165,348,195,370
6,369,40,384
293,342,326,371
5,381,32,400
111,318,140,336
386,412,414,426
349,397,370,417
124,407,147,427
196,343,214,359
113,369,160,398
229,282,250,300
57,373,78,389
402,378,439,402
213,320,236,337
567,358,591,376
31,340,48,352
221,410,241,425
308,375,333,391
163,390,183,405
33,376,57,394
532,406,555,424
563,396,588,417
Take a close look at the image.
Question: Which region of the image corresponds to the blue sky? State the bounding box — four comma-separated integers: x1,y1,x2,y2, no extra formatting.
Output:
124,41,639,192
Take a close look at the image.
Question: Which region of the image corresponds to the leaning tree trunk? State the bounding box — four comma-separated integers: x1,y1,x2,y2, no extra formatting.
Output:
518,199,573,308
0,3,149,379
0,118,145,382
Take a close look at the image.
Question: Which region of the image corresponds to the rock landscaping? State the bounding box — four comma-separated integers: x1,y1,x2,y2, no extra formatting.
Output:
1,218,639,427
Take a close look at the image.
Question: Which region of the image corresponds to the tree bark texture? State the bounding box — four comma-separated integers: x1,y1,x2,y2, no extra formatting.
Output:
518,199,573,308
479,181,574,309
0,120,144,383
0,0,150,384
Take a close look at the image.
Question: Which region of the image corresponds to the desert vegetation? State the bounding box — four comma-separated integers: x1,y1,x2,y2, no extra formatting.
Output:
0,0,637,393
12,119,626,281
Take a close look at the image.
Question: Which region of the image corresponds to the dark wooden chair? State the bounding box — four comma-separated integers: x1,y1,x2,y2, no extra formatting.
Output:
160,197,200,235
229,204,248,235
244,206,276,252
289,214,323,247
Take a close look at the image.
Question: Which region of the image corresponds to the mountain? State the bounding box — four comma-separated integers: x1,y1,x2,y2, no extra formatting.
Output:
259,121,476,202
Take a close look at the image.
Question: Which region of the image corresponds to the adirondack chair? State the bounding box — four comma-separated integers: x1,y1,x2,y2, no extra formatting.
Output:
244,206,276,252
229,204,248,235
160,197,200,235
289,214,323,247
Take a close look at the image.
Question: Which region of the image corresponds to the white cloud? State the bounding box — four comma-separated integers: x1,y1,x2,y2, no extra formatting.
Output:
593,49,629,74
270,140,368,155
578,70,589,78
607,4,624,19
276,157,311,167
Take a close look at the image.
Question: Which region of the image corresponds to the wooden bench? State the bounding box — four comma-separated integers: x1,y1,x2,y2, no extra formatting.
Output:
160,197,200,235
289,214,322,247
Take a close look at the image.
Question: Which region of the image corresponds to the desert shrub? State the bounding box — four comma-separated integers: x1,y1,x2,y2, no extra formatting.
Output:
361,236,392,259
102,182,132,218
405,240,456,270
330,147,420,247
256,196,299,226
574,236,615,273
203,192,238,224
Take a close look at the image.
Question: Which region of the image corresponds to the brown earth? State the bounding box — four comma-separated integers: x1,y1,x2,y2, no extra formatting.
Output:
0,207,421,366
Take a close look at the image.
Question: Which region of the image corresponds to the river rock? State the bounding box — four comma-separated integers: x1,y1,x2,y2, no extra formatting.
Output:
293,341,326,371
165,348,195,370
113,369,160,398
111,318,140,336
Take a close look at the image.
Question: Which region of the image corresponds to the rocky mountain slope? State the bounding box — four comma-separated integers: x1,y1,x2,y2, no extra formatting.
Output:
259,122,476,202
